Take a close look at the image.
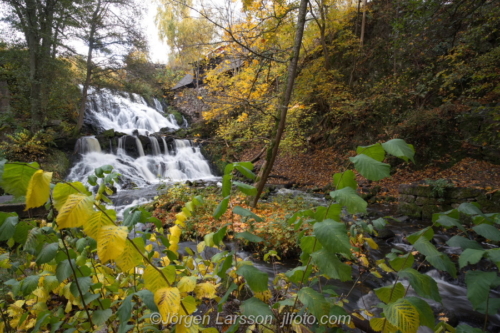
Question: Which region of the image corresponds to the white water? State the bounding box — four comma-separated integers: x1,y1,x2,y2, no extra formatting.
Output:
68,89,215,190
86,87,180,135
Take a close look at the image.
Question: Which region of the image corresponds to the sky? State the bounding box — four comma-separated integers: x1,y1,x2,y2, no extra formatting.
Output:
145,0,171,64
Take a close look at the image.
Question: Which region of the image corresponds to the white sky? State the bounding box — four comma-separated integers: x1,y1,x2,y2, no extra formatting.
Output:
145,0,171,64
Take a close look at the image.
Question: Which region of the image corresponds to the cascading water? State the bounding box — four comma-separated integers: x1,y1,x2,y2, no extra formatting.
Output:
67,88,215,190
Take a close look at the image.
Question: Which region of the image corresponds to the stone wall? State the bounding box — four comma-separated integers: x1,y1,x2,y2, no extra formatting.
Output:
172,87,209,123
398,183,500,219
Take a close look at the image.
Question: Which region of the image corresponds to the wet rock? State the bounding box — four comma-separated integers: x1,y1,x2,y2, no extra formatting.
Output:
376,228,396,239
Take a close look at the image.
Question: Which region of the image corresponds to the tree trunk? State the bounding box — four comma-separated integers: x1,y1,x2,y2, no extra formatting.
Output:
252,0,309,207
360,0,367,47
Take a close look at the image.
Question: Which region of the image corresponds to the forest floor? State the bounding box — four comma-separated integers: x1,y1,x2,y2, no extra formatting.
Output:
239,145,500,198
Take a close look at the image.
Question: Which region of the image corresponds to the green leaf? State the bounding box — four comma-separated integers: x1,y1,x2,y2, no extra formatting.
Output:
297,287,330,320
0,215,18,241
407,227,434,244
405,297,435,328
217,255,233,280
235,231,264,243
56,259,76,282
193,195,204,206
123,210,141,228
313,219,352,258
236,265,268,292
300,236,322,263
389,253,414,272
459,249,486,268
241,297,275,320
458,202,483,215
473,224,500,241
372,218,387,230
117,295,134,323
465,271,498,311
92,309,112,326
135,290,158,312
356,143,385,162
233,181,257,196
36,242,59,265
333,170,357,190
398,268,441,302
234,163,255,180
446,235,483,250
311,249,352,281
20,275,40,295
330,187,367,214
213,226,227,246
213,196,229,219
224,163,235,175
88,175,98,186
222,174,232,197
101,165,113,174
375,282,406,304
233,206,263,222
384,298,419,333
381,139,415,162
349,154,391,181
486,248,500,269
218,283,237,312
1,162,39,197
435,215,465,231
285,266,312,284
413,238,457,277
456,324,486,333
70,277,92,297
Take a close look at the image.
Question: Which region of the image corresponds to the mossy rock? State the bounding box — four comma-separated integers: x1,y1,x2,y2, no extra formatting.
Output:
398,202,422,218
41,149,70,181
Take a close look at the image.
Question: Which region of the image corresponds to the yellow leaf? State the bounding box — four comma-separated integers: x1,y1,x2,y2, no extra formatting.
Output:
97,226,127,263
52,182,90,211
370,317,398,333
359,256,369,267
178,276,197,293
160,256,171,267
25,170,52,210
364,237,379,250
56,194,94,229
175,212,187,227
179,296,197,316
176,321,199,333
83,210,115,239
194,282,217,299
115,239,143,272
155,287,181,323
144,265,170,293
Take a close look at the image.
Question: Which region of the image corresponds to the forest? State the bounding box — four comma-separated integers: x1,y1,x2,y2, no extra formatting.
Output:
0,0,499,332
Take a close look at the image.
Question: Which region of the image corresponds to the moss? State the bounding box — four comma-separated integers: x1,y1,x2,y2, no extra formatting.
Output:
42,148,70,182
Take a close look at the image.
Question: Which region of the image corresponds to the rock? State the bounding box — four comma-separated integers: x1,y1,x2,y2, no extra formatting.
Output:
376,228,396,239
398,202,422,218
102,129,115,138
449,187,484,199
399,194,416,203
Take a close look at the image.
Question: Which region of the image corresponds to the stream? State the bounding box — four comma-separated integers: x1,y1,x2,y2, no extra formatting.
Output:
66,88,500,332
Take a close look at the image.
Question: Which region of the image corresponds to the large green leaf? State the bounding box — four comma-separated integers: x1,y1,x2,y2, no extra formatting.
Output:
285,266,312,284
1,162,39,197
241,297,275,321
456,325,487,333
375,282,406,304
20,275,40,295
435,215,465,231
297,287,330,320
459,249,486,268
92,309,112,326
235,231,264,243
458,202,483,216
413,238,457,277
56,259,76,282
407,227,434,244
233,181,257,196
383,298,419,333
356,143,385,162
222,174,232,197
311,249,352,281
388,253,414,272
330,187,367,214
233,206,263,222
472,224,500,242
0,215,18,241
349,154,390,181
213,226,227,246
300,236,322,263
446,235,483,250
313,219,352,258
236,265,268,292
234,162,255,180
465,271,499,311
486,248,500,269
36,242,59,265
333,170,357,190
213,196,229,219
381,139,415,162
398,268,441,302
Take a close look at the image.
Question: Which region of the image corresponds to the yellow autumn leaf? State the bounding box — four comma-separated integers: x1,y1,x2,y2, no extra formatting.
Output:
178,276,197,293
52,182,90,211
25,170,52,210
364,237,379,250
83,210,115,239
56,194,94,229
144,265,169,293
194,282,217,299
155,287,181,323
97,226,127,263
168,225,182,252
175,212,187,227
115,239,143,272
160,256,171,267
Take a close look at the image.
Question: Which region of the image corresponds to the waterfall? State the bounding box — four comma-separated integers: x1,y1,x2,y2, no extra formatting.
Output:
85,87,179,135
68,89,215,190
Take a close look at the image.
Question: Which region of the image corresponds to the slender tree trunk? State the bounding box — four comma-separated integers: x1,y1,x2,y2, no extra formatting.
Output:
360,0,367,47
252,0,309,207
